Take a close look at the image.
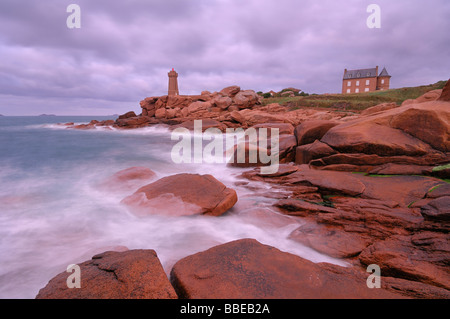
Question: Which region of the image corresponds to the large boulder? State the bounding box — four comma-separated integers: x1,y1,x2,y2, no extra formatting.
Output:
389,103,450,152
321,122,432,157
309,99,450,170
280,166,443,207
280,168,366,197
187,101,212,114
99,167,157,192
277,134,297,163
115,116,153,128
237,109,294,127
295,140,337,164
420,196,450,221
220,85,241,97
251,123,295,135
140,97,158,117
36,250,177,299
170,119,226,132
166,95,193,109
227,143,271,168
117,111,137,120
438,79,450,101
359,235,450,290
212,96,233,110
289,223,372,258
121,174,238,217
154,108,166,119
401,89,442,106
170,238,402,299
361,102,398,116
294,120,339,146
232,90,261,109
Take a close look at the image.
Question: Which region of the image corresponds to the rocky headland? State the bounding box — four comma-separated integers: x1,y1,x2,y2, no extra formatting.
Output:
40,80,450,299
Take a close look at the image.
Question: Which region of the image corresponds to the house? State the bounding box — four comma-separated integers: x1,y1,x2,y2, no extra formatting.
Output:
342,66,391,94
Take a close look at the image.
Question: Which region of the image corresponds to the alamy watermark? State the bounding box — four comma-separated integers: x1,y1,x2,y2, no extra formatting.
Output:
170,120,280,175
367,4,381,29
66,4,381,30
366,264,381,288
66,264,81,288
66,4,81,29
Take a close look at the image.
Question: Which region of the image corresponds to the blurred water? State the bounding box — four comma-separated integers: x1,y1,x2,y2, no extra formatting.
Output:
0,116,346,298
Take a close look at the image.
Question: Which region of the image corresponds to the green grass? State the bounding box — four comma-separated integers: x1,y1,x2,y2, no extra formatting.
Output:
432,163,450,172
262,80,447,111
427,184,443,194
407,201,416,208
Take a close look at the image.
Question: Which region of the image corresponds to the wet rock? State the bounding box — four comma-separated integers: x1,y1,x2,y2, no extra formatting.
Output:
36,250,177,299
321,122,432,157
295,140,337,165
275,198,339,216
115,116,152,128
227,143,271,168
426,183,450,199
359,235,450,290
251,123,295,135
421,196,450,221
170,238,402,299
280,168,366,197
368,163,433,176
121,174,237,217
277,134,297,163
289,223,372,258
294,120,339,146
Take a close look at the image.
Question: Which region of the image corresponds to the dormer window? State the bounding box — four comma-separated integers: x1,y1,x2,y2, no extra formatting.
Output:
356,73,361,78
366,72,371,77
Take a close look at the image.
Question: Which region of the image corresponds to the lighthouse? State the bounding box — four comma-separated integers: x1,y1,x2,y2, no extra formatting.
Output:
168,68,179,96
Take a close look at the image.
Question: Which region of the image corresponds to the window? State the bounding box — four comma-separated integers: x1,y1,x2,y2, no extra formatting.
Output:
357,73,361,78
365,88,370,92
355,88,359,93
367,72,371,77
347,81,351,87
366,80,370,85
347,89,351,93
356,81,360,86
381,79,385,84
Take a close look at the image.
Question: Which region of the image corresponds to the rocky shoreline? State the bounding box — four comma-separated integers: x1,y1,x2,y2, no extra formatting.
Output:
39,80,450,299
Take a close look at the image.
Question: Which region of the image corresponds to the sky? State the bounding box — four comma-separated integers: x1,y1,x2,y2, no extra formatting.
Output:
0,0,449,115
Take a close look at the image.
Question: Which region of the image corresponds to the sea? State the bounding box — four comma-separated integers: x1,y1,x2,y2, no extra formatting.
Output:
0,116,346,298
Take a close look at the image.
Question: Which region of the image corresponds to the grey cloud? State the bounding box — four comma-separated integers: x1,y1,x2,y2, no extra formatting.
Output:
0,0,449,115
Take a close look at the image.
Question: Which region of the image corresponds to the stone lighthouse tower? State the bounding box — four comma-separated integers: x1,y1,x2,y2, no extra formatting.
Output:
168,68,179,96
